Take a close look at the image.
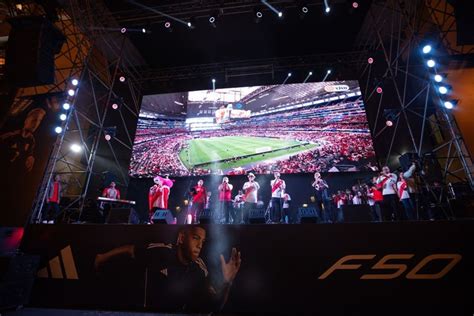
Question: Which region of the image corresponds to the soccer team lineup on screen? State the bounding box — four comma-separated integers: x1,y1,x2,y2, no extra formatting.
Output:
129,81,377,177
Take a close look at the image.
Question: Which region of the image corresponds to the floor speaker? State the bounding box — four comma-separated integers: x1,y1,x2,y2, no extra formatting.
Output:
106,208,139,224
249,209,265,224
152,210,174,224
199,209,214,224
298,207,318,223
342,204,372,222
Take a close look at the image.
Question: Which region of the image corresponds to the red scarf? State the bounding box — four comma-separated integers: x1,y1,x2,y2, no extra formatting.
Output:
244,183,255,200
398,181,407,200
148,185,162,211
271,179,283,193
379,175,392,189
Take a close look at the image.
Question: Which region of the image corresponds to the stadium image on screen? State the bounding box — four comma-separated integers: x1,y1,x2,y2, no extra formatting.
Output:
129,81,377,177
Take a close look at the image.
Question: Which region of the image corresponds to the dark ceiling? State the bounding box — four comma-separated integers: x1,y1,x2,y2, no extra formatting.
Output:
103,0,372,69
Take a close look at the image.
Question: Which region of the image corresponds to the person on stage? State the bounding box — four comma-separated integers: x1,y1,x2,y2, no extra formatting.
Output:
233,190,245,224
43,174,62,224
376,166,400,221
218,177,234,224
149,176,171,223
242,173,260,224
270,172,286,223
282,192,292,224
190,179,207,224
102,181,121,199
367,178,383,222
312,172,331,222
397,171,415,220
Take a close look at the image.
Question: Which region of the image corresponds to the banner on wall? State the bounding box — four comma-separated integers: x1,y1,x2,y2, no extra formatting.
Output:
0,94,61,226
20,221,474,314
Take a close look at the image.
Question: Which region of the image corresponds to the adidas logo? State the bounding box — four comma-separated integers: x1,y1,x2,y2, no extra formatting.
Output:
37,245,79,280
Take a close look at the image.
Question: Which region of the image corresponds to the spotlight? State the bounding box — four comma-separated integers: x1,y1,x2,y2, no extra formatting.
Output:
325,6,331,13
309,71,313,76
438,85,448,94
434,74,443,82
119,76,126,82
278,11,283,18
212,78,216,83
443,101,454,109
327,69,332,74
59,113,67,121
254,7,263,22
376,87,383,94
71,79,79,86
301,6,309,14
426,59,436,68
111,103,119,110
63,102,71,110
187,22,192,28
165,21,171,28
288,72,292,77
105,134,112,141
386,120,393,127
67,89,75,96
70,144,82,153
443,100,457,109
142,28,146,33
54,126,63,134
209,16,216,28
120,28,127,34
352,2,359,8
368,57,374,64
422,45,432,54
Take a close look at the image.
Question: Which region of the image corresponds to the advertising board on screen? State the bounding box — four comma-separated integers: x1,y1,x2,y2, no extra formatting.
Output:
130,81,376,177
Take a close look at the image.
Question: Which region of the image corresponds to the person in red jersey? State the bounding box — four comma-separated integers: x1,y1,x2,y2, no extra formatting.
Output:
218,177,234,224
102,181,121,199
190,179,207,224
44,174,61,224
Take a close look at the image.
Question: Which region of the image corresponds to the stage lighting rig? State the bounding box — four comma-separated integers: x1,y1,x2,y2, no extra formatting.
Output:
70,144,82,153
426,59,436,68
261,0,283,18
254,7,263,23
438,85,450,95
422,44,432,54
434,74,446,83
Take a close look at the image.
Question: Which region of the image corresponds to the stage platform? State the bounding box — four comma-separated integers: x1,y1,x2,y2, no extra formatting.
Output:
13,220,474,314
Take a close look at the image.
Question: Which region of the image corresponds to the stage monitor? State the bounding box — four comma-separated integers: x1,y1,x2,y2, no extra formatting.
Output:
130,81,376,177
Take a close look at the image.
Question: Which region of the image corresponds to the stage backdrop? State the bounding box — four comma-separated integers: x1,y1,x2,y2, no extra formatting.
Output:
0,94,61,226
20,221,473,314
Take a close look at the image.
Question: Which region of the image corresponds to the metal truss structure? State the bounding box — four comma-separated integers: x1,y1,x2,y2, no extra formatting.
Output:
354,0,474,190
138,50,369,92
23,0,143,223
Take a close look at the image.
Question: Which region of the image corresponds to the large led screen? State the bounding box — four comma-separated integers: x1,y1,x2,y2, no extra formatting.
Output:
129,81,377,177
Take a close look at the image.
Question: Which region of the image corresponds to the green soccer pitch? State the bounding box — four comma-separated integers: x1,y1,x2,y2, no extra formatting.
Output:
178,135,318,171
